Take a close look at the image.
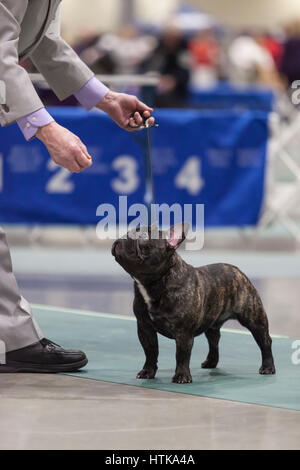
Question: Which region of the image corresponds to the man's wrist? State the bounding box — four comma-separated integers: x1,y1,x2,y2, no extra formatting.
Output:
35,121,57,142
96,90,117,112
74,77,110,110
16,108,54,141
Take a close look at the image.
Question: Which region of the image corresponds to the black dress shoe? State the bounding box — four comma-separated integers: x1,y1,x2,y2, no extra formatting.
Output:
0,338,88,373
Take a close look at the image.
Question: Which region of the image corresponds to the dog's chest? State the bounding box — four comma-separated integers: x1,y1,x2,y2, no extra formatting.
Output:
133,278,184,340
134,279,153,312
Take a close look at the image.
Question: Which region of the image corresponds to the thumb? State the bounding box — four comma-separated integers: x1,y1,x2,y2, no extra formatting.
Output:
136,99,153,114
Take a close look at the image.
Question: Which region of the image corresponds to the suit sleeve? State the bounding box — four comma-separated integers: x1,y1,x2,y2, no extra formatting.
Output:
0,1,44,126
29,5,94,101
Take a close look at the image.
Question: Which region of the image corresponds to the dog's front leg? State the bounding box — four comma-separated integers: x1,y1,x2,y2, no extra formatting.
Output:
136,321,158,379
173,333,194,384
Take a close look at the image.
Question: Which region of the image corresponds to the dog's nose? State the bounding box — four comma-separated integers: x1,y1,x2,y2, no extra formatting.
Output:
111,241,116,257
111,240,119,257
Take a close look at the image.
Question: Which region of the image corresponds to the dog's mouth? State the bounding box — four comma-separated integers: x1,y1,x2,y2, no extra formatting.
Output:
112,239,130,260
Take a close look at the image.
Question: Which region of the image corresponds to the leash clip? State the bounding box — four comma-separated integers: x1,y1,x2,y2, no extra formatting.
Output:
142,118,159,129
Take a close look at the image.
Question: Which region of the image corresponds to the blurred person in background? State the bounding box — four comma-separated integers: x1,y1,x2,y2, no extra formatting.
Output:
72,29,116,75
84,23,157,97
260,32,283,71
141,27,191,108
280,21,300,88
0,0,154,373
228,31,281,89
95,24,157,76
188,28,220,89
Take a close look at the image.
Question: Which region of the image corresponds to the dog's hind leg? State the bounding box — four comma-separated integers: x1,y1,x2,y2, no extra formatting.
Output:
201,327,221,369
236,303,275,375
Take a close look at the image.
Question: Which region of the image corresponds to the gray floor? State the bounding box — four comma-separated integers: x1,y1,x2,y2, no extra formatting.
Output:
0,243,299,450
0,374,299,450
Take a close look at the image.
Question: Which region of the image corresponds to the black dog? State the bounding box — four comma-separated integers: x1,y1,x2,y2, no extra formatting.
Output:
112,224,275,383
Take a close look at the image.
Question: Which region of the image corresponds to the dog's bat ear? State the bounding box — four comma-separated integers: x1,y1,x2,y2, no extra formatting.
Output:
166,222,189,249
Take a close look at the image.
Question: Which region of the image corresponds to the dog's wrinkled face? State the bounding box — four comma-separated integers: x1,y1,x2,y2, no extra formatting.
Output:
111,223,188,281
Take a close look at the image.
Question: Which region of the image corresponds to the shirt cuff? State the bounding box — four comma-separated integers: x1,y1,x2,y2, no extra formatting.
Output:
74,77,109,110
17,108,54,141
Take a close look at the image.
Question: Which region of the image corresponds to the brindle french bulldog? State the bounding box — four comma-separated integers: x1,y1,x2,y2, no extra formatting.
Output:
111,223,275,383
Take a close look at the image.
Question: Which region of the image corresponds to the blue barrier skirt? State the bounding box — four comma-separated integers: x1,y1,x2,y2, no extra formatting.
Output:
188,83,274,112
0,107,269,227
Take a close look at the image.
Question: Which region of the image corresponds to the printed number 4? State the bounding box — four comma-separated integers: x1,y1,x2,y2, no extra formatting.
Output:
175,156,204,195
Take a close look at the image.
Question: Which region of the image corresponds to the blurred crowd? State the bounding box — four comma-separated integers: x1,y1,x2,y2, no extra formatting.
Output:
22,19,300,108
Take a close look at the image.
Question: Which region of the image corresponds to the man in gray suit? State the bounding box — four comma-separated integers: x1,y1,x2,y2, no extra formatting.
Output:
0,0,155,372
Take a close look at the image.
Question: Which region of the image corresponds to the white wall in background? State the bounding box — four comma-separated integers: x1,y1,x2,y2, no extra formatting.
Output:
186,0,300,28
134,0,179,27
60,0,300,42
61,0,179,42
61,0,121,42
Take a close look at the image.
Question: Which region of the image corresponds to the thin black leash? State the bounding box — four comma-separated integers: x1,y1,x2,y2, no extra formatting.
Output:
144,121,158,225
131,116,159,226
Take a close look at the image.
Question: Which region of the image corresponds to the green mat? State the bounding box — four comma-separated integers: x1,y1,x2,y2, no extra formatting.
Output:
32,305,300,411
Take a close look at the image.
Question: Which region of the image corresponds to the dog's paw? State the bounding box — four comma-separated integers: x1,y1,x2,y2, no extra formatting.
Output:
259,364,276,375
136,368,157,379
201,359,218,369
172,372,192,384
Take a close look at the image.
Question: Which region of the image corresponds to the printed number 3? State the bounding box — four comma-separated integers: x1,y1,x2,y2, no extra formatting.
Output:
111,155,139,194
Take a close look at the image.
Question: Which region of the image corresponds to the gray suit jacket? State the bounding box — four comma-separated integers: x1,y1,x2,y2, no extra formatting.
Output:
0,0,94,126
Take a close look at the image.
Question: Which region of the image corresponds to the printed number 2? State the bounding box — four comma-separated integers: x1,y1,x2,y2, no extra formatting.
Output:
46,159,74,193
175,156,204,196
111,155,139,194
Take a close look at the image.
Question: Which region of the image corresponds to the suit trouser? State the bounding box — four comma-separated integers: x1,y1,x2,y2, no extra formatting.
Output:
0,227,43,353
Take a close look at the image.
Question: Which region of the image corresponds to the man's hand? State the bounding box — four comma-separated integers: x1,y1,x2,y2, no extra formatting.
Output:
36,122,92,173
97,91,155,131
